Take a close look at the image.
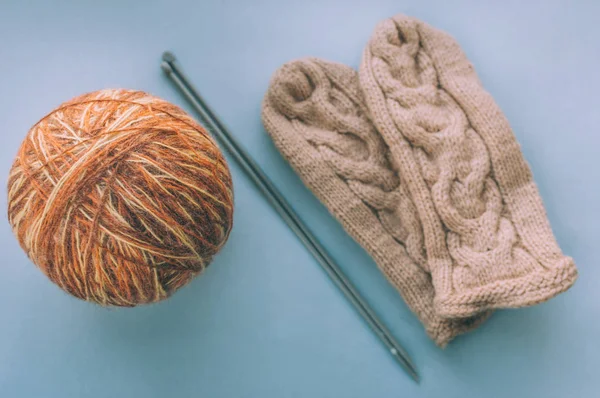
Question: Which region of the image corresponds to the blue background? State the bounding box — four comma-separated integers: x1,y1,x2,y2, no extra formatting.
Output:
1,1,598,397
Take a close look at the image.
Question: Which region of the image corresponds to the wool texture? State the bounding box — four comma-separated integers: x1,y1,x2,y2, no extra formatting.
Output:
262,14,577,345
359,15,577,318
8,89,234,307
263,58,490,346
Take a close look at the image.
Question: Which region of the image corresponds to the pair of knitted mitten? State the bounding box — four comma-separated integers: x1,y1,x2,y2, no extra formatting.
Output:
262,14,577,346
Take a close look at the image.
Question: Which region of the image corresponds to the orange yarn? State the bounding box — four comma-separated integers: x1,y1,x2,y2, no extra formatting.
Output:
7,89,234,306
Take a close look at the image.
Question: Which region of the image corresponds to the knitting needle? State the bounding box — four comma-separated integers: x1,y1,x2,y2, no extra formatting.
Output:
161,51,419,383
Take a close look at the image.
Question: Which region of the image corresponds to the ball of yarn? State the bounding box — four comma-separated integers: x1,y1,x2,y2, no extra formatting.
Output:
7,89,234,306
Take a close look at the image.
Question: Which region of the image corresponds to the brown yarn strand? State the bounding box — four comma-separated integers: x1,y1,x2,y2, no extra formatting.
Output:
8,89,234,306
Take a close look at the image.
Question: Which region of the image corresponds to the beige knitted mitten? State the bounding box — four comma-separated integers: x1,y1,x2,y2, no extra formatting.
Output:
262,58,490,346
359,14,578,318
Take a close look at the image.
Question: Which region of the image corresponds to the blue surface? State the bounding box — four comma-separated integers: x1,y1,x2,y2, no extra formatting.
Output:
1,1,598,397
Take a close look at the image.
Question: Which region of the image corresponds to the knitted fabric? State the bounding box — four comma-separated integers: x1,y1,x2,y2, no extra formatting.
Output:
262,58,490,346
262,14,577,345
359,15,577,317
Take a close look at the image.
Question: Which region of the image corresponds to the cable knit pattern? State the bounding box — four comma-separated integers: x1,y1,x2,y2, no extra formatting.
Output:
262,58,490,346
360,15,577,317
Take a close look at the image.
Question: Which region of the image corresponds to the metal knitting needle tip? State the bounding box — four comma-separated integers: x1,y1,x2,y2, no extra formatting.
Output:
391,347,420,382
162,51,177,63
160,61,174,75
160,52,420,382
